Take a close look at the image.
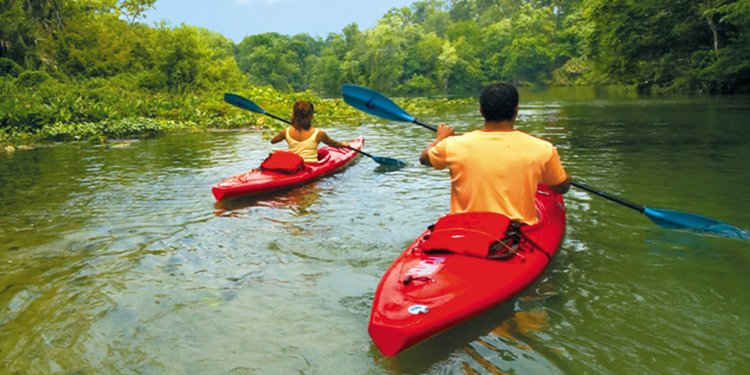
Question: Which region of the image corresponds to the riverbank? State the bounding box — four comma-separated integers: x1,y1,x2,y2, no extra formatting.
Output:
0,77,474,150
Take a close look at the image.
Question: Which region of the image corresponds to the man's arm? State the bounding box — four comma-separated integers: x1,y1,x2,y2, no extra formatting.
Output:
549,176,571,194
419,124,454,166
543,147,570,194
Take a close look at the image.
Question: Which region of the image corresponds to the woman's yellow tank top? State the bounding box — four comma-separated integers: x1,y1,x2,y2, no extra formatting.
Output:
285,128,319,162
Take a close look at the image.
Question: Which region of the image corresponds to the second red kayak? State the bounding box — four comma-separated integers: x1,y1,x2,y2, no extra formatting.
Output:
212,137,363,201
368,186,566,356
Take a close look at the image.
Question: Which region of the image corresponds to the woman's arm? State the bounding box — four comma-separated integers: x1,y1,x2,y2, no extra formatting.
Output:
270,128,286,144
318,130,349,148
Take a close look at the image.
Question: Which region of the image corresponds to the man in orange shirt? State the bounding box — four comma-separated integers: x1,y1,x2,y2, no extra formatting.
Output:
419,83,570,225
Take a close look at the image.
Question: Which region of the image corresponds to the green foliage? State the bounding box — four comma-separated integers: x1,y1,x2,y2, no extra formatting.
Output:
236,33,323,92
15,70,52,87
0,58,23,77
2,0,750,148
580,0,750,93
115,0,157,24
399,74,437,95
0,0,62,69
315,0,749,94
38,117,195,142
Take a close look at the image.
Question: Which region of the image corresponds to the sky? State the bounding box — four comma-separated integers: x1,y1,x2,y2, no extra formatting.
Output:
144,0,418,42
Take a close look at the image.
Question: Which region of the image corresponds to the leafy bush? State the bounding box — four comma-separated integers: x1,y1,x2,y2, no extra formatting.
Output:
15,70,53,87
0,58,23,77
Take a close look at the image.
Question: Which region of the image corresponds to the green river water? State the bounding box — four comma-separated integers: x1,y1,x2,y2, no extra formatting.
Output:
1,88,749,374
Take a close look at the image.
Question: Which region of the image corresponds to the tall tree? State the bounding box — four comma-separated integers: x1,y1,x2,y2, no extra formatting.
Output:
358,11,410,91
110,0,156,24
700,0,728,52
578,0,748,92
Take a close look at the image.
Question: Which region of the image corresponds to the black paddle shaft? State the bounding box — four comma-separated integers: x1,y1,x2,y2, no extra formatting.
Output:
413,120,437,131
412,109,646,214
268,113,292,125
570,181,645,213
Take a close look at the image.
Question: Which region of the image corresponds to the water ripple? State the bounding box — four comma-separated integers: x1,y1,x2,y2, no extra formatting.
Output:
2,96,750,374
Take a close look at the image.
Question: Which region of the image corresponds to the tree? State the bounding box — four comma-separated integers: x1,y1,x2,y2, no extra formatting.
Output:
235,32,321,91
403,32,443,91
358,12,410,91
311,35,346,95
700,0,729,52
113,0,156,24
0,0,64,68
148,25,214,91
410,0,451,36
579,0,731,92
449,0,478,21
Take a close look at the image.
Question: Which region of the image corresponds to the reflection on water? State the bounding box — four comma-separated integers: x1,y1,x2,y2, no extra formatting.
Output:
2,90,750,374
214,183,324,216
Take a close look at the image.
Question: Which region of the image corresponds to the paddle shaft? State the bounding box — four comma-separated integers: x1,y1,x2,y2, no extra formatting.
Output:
411,114,647,213
341,85,748,235
264,112,290,124
417,118,726,228
413,120,437,132
570,181,645,213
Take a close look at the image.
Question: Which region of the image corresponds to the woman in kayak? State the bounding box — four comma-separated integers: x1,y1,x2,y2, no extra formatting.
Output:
419,82,571,225
270,100,349,162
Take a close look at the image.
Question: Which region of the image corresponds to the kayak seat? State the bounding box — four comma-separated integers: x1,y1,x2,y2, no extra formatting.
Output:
260,150,305,174
315,148,331,163
420,212,517,259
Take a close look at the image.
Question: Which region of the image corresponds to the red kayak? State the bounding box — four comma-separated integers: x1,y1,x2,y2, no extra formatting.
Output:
212,137,363,201
368,186,565,356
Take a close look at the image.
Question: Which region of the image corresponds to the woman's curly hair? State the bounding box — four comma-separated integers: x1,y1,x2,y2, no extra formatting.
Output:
291,101,314,130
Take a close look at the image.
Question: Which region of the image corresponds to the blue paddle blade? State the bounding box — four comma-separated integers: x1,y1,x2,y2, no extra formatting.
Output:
644,207,750,239
342,84,415,123
371,155,407,168
348,146,406,168
224,93,266,114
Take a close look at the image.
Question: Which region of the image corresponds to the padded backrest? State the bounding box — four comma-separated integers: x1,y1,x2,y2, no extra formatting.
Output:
420,212,512,258
260,150,305,174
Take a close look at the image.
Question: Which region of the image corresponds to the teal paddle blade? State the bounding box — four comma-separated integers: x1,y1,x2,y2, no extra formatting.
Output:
644,207,750,239
352,148,406,168
371,155,407,168
342,84,415,123
224,93,266,114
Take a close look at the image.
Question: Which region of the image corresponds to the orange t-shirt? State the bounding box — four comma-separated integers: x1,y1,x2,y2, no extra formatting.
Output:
427,130,568,224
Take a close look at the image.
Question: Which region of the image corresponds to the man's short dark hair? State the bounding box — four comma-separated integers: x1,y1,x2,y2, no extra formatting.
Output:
479,83,519,122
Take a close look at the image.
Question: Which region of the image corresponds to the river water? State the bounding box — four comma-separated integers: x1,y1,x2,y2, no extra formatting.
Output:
1,88,749,374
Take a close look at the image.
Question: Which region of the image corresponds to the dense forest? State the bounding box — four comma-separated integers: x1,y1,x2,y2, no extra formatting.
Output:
2,0,749,145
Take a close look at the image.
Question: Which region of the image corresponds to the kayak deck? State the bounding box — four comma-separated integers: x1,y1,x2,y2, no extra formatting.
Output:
212,137,363,201
368,186,566,356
